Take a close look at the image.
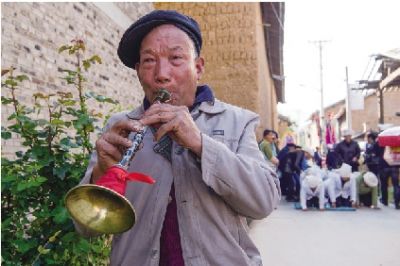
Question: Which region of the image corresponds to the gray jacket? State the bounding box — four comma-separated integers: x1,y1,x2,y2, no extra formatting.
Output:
76,99,281,266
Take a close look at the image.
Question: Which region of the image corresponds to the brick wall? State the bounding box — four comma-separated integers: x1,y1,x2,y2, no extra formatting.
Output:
352,94,379,133
154,2,278,139
1,2,153,157
381,88,400,126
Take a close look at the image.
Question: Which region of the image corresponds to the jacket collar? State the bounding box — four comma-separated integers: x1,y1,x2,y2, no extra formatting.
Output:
197,99,226,114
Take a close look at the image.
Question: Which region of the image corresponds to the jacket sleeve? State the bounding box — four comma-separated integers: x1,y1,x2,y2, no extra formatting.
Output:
335,143,344,162
355,142,361,159
200,116,281,219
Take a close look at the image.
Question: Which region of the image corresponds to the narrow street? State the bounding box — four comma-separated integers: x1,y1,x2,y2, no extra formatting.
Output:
249,201,400,266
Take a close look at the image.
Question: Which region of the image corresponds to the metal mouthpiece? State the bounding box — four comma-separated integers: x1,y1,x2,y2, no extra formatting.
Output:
153,88,171,103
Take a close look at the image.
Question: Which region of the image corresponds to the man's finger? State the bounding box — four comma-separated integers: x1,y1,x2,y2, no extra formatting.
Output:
153,118,181,141
144,103,189,117
111,119,144,133
140,111,176,126
103,132,133,148
96,138,123,162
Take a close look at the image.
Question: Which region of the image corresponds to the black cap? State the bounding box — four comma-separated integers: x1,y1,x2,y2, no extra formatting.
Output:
117,10,202,69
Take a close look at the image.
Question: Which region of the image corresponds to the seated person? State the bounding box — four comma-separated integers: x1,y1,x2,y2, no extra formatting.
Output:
300,174,325,211
327,163,357,208
356,171,379,209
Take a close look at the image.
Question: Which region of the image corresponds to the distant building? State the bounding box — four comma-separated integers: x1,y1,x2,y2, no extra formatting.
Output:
300,49,400,148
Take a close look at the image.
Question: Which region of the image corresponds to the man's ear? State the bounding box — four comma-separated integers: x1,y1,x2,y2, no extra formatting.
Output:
195,56,205,81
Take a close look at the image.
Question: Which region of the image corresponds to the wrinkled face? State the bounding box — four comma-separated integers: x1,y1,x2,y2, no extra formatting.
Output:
135,24,205,107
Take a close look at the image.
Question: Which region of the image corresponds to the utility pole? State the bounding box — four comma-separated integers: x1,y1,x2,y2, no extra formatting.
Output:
310,40,330,154
345,66,352,130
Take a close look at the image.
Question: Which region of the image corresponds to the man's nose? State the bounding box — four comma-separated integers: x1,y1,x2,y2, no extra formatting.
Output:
155,58,171,84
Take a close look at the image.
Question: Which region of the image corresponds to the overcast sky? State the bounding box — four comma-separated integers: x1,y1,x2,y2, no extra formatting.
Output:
279,0,400,125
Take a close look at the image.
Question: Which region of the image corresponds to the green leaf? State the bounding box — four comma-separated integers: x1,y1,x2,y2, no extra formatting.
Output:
49,230,62,242
38,245,51,255
2,131,12,139
17,182,29,192
5,79,18,87
58,99,76,106
35,176,48,183
77,238,90,253
51,119,65,126
61,232,76,243
52,206,69,224
89,55,102,64
1,96,14,104
16,177,47,191
82,60,90,71
15,239,37,253
58,45,70,53
60,137,78,149
15,75,29,82
1,173,17,183
37,119,49,126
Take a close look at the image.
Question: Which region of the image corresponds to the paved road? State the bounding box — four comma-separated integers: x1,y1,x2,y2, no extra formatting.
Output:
249,201,400,266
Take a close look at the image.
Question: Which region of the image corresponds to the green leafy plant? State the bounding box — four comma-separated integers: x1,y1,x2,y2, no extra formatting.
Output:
1,39,119,265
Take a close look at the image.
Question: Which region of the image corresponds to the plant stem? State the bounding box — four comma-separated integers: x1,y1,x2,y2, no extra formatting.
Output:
76,52,91,155
10,82,34,149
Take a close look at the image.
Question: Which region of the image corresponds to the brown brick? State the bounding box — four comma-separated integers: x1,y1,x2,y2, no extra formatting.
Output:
1,2,153,158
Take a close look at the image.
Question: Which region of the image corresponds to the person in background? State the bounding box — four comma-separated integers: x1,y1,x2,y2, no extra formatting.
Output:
259,129,279,169
314,146,323,167
335,129,361,172
327,163,357,208
376,141,400,209
300,174,325,211
326,143,342,170
364,131,380,176
278,143,298,201
272,130,280,154
355,171,379,209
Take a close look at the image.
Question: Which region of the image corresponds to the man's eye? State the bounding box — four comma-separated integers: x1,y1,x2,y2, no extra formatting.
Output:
143,58,155,63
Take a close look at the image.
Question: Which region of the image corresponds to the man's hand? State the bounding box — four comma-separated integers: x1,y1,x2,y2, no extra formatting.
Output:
271,157,279,166
139,103,202,156
92,119,144,183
